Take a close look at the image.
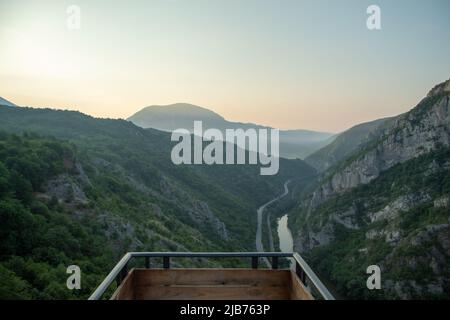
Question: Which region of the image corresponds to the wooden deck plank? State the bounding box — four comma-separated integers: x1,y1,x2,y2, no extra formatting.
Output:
134,285,291,300
111,269,135,300
132,268,291,286
289,272,313,300
113,268,312,300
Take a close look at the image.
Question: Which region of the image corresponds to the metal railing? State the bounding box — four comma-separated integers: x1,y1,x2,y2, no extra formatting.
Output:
88,252,335,300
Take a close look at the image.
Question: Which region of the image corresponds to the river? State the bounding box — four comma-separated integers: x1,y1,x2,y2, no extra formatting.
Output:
255,180,290,267
255,180,341,297
277,214,294,253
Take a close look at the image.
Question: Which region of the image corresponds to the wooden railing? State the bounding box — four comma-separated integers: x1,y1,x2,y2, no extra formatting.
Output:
88,252,335,300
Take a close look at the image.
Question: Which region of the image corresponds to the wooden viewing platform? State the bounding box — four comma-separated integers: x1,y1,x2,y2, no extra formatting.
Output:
113,269,312,300
89,252,335,300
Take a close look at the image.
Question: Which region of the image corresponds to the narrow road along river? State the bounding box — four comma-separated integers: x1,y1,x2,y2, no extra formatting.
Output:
255,180,290,267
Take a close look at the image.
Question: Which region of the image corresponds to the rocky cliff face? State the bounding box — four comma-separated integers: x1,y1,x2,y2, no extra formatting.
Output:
160,176,230,240
46,157,232,250
291,79,450,299
308,81,450,211
428,79,450,97
305,117,391,172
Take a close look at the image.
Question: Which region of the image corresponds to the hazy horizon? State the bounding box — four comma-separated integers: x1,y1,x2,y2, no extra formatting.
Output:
1,0,449,132
1,0,450,303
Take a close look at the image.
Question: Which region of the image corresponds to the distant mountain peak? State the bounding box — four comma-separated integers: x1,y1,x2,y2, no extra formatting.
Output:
145,102,214,110
0,96,17,107
127,102,335,159
137,103,225,120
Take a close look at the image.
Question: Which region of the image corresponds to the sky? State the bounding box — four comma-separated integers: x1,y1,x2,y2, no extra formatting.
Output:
0,0,449,133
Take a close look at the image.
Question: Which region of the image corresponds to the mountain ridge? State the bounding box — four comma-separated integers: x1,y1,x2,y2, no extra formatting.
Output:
0,96,17,107
128,103,335,159
305,117,394,172
290,78,450,299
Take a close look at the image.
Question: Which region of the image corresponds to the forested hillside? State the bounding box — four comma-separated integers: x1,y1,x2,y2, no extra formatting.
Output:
0,106,314,299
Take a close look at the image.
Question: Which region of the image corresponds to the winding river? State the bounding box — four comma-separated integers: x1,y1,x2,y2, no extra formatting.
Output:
277,214,294,253
255,180,291,267
256,180,341,297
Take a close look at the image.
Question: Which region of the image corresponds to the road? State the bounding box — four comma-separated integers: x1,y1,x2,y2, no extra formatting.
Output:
255,180,290,267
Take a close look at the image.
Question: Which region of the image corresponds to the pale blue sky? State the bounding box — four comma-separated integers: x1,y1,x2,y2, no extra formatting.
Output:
0,0,449,132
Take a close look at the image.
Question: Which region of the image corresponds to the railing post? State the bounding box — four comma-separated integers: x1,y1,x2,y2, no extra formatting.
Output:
145,257,150,269
251,257,258,269
122,263,129,281
116,262,128,287
295,261,306,284
272,256,278,269
163,256,170,269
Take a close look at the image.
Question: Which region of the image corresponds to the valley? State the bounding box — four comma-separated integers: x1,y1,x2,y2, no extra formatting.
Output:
1,0,449,303
0,105,314,299
1,78,449,300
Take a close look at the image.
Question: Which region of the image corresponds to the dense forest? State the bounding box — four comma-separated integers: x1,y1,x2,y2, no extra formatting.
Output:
0,133,113,299
0,106,314,299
